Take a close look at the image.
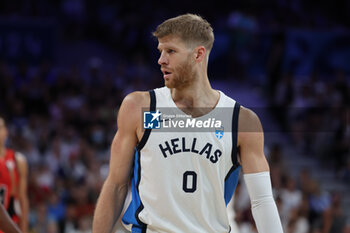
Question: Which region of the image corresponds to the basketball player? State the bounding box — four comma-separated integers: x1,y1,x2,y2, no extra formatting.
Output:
0,117,29,233
0,204,22,233
93,14,283,233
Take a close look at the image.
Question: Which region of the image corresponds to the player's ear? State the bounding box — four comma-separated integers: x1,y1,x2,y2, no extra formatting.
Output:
194,46,206,63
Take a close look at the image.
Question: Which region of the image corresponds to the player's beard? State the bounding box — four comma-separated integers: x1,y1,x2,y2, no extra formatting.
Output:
165,55,197,89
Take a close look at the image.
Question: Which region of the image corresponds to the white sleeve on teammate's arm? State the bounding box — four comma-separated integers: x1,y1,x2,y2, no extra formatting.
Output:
243,172,283,233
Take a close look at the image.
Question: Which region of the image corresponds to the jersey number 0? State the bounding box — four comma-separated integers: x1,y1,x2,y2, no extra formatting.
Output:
182,171,197,193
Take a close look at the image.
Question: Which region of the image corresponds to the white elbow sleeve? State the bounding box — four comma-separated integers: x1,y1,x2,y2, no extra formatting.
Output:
243,172,283,233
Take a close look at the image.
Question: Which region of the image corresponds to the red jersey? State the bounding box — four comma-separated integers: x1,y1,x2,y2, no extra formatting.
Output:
0,148,19,211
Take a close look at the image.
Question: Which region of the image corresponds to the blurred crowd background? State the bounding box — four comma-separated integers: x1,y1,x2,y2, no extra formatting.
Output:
0,0,349,233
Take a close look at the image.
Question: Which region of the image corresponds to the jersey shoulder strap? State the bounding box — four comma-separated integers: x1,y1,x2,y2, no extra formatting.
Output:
136,89,156,151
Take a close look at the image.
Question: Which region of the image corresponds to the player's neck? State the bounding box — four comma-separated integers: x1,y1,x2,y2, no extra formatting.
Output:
170,76,219,109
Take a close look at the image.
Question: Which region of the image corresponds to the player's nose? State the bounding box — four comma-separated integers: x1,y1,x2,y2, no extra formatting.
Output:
158,52,168,65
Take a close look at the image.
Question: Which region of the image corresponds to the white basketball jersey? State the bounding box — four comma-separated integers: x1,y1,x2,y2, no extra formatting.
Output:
122,87,241,233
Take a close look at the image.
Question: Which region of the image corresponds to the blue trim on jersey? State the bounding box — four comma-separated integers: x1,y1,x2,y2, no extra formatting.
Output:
224,102,241,206
231,103,240,166
122,90,155,230
131,225,145,233
122,149,146,228
224,166,241,206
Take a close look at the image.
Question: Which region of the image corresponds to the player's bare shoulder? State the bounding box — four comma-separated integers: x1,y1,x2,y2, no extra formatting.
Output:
120,91,150,113
14,152,27,166
237,106,263,146
118,91,151,138
14,152,28,176
238,106,263,132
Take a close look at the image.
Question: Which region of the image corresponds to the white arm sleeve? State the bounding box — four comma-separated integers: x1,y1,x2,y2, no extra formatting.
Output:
243,171,284,233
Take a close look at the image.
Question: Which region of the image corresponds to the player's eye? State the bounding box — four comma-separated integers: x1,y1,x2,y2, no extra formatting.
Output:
167,49,175,53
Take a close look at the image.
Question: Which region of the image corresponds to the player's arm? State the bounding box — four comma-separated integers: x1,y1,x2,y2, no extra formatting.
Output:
0,204,22,233
238,107,283,233
15,153,29,233
92,92,148,233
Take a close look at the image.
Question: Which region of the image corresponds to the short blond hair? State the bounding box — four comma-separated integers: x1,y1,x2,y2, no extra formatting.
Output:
153,14,214,52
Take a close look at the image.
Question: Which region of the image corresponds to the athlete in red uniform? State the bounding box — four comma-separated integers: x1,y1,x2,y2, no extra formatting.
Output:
0,150,12,210
0,117,28,233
